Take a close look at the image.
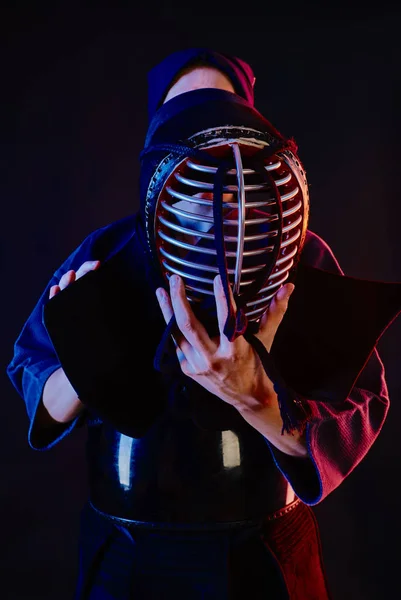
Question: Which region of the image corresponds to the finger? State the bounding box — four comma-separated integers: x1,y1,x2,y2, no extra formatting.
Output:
58,270,76,291
258,283,295,346
213,274,237,343
155,286,193,356
169,274,214,353
175,345,192,377
75,260,101,280
275,282,295,305
49,285,60,299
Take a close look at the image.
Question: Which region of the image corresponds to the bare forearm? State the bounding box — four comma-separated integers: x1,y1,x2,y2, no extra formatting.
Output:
237,394,308,458
41,367,84,424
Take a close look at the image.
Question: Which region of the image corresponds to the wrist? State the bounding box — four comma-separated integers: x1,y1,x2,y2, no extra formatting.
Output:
236,394,308,458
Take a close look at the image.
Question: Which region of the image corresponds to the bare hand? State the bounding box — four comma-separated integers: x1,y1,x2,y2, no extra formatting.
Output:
155,274,294,413
49,260,101,299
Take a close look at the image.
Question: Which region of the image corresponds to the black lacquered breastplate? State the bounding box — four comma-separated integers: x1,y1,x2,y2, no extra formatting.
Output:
86,405,290,528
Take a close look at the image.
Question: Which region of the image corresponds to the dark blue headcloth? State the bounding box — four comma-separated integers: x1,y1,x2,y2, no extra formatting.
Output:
146,47,256,120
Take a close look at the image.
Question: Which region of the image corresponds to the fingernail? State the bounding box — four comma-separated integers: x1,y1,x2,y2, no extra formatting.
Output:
170,274,178,288
277,284,294,301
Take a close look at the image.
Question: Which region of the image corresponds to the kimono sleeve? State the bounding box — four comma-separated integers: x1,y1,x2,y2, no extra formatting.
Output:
6,229,106,451
265,230,390,504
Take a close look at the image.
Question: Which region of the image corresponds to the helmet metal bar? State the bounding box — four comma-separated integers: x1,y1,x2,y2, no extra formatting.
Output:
232,143,246,295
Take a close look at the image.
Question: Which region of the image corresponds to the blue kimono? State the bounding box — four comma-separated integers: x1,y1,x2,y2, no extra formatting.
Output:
6,211,394,599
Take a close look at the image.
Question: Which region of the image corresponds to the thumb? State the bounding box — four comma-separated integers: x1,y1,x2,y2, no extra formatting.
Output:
275,282,295,305
257,283,295,349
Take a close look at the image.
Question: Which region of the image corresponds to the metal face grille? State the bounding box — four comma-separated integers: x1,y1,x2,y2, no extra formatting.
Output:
154,131,309,322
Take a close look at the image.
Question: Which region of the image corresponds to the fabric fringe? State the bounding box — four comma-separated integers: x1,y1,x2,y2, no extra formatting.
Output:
244,332,311,435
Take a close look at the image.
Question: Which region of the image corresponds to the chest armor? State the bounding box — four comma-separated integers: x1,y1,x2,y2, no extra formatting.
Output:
85,397,290,528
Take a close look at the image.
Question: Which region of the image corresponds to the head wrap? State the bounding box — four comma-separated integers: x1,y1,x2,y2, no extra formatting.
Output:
146,47,256,120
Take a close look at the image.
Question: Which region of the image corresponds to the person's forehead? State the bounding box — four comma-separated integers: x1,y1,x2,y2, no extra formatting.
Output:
167,63,236,88
163,65,236,104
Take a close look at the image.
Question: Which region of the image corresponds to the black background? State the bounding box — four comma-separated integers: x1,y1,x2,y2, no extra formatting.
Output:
1,2,401,599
